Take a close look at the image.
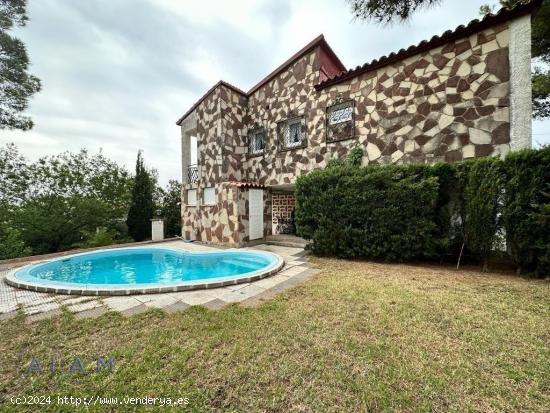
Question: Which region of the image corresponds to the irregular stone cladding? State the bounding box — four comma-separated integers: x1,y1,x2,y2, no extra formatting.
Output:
182,23,513,245
220,86,248,182
192,85,247,186
182,183,241,244
244,24,511,186
182,184,272,246
245,49,322,185
181,85,247,245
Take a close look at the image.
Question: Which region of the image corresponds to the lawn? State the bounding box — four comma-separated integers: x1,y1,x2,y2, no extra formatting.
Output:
0,258,549,412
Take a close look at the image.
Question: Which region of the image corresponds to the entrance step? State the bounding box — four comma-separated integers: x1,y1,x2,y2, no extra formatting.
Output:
265,235,309,249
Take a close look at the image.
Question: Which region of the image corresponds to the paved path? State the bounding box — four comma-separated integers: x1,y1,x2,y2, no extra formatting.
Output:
0,241,317,321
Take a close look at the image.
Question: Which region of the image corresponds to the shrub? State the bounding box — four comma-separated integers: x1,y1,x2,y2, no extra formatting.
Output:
78,226,131,248
463,157,503,271
296,164,439,261
0,223,30,260
296,147,550,277
502,147,550,276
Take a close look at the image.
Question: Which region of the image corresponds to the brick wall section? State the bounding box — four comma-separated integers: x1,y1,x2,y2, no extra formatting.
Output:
272,193,296,234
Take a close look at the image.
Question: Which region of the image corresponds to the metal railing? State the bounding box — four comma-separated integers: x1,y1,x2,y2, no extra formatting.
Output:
187,164,198,183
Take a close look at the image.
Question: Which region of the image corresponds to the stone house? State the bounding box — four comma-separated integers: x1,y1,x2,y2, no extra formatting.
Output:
176,1,539,247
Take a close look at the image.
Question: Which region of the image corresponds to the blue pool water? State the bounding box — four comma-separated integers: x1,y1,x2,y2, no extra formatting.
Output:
14,247,279,289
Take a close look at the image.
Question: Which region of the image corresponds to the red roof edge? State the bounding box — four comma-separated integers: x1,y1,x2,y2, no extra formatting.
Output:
176,35,345,125
175,80,247,125
315,0,542,90
229,181,266,189
247,34,346,95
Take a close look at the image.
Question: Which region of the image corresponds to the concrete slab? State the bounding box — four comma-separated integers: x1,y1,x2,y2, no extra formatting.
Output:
103,297,143,312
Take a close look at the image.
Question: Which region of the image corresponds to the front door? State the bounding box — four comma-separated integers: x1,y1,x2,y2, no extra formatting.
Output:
249,189,264,240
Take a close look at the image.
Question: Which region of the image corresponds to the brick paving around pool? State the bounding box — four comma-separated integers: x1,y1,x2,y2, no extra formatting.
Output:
0,241,317,322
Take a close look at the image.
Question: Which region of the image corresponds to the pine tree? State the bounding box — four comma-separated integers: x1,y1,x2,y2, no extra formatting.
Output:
126,151,155,241
0,0,41,130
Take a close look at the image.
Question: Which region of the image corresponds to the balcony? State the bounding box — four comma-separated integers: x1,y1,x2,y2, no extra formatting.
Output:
187,164,198,183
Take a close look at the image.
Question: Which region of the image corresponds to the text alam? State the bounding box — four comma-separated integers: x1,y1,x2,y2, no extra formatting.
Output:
23,356,115,374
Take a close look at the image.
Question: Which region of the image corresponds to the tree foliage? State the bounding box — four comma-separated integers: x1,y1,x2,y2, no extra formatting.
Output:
126,151,155,242
348,0,441,23
296,164,439,261
0,0,41,130
502,147,550,275
0,223,29,259
157,180,182,238
0,143,132,255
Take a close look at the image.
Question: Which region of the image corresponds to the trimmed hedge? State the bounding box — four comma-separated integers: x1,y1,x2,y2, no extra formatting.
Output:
296,165,438,260
295,147,550,276
502,148,550,275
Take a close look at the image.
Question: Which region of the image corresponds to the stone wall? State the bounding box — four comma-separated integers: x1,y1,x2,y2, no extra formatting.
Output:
237,188,272,244
181,183,241,244
220,86,248,181
244,24,512,186
193,84,248,185
245,51,321,185
180,17,526,246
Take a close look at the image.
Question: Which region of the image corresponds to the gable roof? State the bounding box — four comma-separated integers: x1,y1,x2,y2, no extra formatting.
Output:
246,34,345,95
176,35,344,125
175,80,246,126
315,0,542,90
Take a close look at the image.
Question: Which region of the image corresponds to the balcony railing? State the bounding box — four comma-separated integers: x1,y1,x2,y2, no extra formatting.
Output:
187,164,198,183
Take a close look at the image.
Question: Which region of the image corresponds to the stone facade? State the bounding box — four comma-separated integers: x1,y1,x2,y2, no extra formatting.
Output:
177,3,537,246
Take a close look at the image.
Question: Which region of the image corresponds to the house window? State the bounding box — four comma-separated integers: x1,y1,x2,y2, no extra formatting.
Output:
203,187,215,205
187,189,197,206
326,101,354,142
278,116,306,150
248,128,266,155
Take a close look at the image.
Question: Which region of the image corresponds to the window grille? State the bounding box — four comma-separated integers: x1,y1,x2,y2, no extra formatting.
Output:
326,101,354,142
278,116,306,149
248,129,265,155
187,164,198,183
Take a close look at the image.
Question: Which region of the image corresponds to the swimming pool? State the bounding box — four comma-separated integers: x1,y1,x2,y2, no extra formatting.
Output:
6,247,284,295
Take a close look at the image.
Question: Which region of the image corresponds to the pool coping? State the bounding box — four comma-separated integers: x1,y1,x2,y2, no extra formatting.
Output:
4,247,285,296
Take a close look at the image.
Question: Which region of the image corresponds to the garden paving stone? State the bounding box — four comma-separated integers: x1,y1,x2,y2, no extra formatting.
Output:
163,301,190,313
103,297,143,312
203,299,227,310
143,295,179,309
74,305,109,319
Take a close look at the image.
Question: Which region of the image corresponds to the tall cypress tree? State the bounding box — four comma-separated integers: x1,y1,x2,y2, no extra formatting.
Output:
126,151,154,241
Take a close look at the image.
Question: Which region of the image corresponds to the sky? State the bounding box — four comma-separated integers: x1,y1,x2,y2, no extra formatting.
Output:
1,0,549,186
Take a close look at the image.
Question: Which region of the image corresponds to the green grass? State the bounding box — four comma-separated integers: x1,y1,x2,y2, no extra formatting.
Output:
1,258,549,412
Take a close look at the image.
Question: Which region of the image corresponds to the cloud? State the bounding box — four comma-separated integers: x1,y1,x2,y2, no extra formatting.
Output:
1,0,548,186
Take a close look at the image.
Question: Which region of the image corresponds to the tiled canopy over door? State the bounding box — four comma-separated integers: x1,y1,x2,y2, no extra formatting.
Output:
249,189,264,240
